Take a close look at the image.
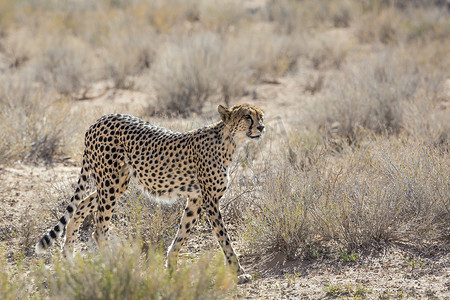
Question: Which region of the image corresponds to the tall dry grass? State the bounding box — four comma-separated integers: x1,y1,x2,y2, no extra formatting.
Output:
238,134,449,257
312,48,447,146
0,242,235,299
151,33,222,115
35,243,235,300
0,76,76,164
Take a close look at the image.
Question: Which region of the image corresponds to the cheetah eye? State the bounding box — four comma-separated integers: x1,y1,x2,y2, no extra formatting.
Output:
244,115,252,121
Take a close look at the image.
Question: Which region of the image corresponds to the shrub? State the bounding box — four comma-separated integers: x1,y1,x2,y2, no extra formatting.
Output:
355,8,401,44
0,76,75,164
38,175,185,253
150,31,264,115
313,49,442,145
242,28,300,79
311,140,450,249
199,0,247,35
151,32,221,115
265,0,304,34
329,1,354,28
33,35,96,96
35,242,235,299
114,181,184,248
0,248,27,300
302,32,350,70
100,18,156,90
238,131,449,257
239,159,317,259
265,0,356,33
146,0,200,33
356,5,450,45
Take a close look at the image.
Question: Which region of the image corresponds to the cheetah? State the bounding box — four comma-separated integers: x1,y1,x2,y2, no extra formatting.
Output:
35,104,264,282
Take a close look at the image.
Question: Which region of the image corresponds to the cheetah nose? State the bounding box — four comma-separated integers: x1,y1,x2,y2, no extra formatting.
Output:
257,125,265,132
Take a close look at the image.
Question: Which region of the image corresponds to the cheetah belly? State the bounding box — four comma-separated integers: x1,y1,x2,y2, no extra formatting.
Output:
146,187,202,204
131,164,202,204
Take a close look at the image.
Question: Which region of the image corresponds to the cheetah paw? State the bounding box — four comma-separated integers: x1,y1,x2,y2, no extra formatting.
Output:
237,273,252,284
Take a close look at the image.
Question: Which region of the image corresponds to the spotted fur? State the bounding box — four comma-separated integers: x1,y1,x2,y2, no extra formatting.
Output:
35,104,264,279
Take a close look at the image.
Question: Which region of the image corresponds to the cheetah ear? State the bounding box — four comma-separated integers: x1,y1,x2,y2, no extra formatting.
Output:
218,105,231,123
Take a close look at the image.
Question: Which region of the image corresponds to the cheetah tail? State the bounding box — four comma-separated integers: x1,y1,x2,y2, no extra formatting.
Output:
35,155,90,254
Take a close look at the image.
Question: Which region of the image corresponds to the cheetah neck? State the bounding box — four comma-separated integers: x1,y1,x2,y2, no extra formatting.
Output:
208,121,237,167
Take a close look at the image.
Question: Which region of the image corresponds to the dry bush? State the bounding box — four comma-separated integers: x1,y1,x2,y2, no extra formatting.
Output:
361,0,450,10
356,5,450,45
0,28,33,69
0,248,27,300
237,130,449,257
313,49,444,145
151,29,294,115
39,176,184,252
150,26,300,115
215,27,299,104
313,140,449,249
215,38,254,106
199,0,248,35
265,0,297,33
32,36,97,96
114,180,184,248
264,0,316,33
355,7,402,44
265,0,356,33
328,1,354,28
403,8,450,44
99,16,156,89
35,242,235,299
239,159,318,259
15,207,42,257
0,75,76,164
243,28,300,79
151,32,222,115
0,0,157,95
302,33,351,70
145,0,200,33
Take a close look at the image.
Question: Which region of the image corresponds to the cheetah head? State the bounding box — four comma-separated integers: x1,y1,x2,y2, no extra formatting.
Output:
218,104,265,142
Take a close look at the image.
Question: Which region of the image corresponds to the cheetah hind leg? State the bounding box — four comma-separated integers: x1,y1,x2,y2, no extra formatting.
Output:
92,163,130,248
166,197,202,270
62,192,98,257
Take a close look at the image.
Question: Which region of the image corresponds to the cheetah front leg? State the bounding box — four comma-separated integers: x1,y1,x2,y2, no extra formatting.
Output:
166,197,201,270
203,197,252,284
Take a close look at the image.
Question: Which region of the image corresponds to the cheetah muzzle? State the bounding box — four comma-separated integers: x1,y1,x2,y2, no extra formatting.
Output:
35,103,264,283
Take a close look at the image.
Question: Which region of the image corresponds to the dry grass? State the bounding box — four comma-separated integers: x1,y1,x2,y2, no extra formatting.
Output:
0,242,235,300
0,76,76,164
0,248,27,300
3,177,234,299
265,0,356,33
114,180,184,248
34,243,235,300
151,32,222,115
150,27,299,114
237,134,449,257
239,159,316,259
312,48,447,146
